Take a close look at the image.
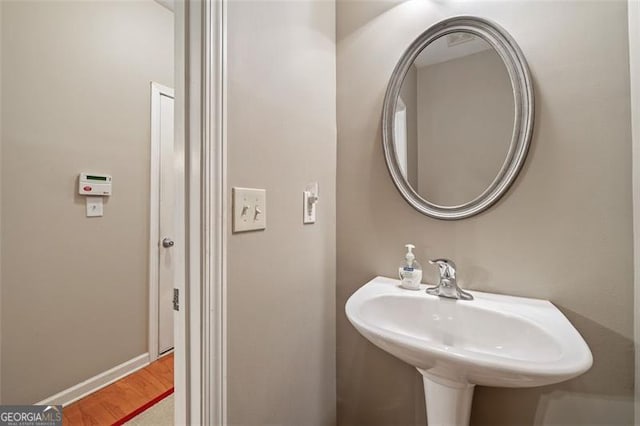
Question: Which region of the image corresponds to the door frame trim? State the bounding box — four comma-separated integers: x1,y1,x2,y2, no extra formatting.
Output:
149,81,175,363
179,0,227,423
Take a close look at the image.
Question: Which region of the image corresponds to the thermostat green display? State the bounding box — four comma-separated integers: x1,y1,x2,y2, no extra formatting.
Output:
78,172,112,196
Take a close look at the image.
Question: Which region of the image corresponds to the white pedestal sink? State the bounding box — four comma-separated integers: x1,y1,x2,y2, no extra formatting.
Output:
345,277,592,426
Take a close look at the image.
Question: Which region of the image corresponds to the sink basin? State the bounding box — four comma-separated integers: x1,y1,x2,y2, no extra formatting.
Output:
345,276,592,425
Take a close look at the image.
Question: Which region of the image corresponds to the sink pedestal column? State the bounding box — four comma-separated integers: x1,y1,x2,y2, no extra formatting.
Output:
418,370,475,426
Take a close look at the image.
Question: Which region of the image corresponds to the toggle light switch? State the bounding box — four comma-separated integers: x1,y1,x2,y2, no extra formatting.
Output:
303,182,319,224
233,187,267,232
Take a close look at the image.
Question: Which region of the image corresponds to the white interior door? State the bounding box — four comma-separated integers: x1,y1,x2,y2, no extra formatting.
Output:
394,97,408,180
151,82,181,360
158,88,176,355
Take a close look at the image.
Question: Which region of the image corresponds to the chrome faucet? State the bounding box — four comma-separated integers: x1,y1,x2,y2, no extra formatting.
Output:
426,259,473,301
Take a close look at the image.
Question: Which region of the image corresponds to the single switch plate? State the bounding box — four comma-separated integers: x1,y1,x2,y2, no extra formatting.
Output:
233,187,267,232
86,196,104,217
303,182,319,224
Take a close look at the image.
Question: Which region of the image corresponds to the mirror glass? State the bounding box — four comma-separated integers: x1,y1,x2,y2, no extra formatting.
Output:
394,32,515,207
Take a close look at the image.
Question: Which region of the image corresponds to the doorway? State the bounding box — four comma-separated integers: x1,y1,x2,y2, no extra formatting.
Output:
0,0,183,423
0,0,223,423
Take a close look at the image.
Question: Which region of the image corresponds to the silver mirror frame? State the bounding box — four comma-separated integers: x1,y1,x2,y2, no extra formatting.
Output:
382,16,534,220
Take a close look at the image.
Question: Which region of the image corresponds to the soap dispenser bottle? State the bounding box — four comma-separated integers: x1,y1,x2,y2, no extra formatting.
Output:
399,244,422,290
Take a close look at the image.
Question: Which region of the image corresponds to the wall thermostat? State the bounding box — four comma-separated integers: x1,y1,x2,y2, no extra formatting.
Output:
78,173,112,196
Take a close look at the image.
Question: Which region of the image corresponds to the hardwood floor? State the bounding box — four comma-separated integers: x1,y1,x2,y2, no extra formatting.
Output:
63,353,173,426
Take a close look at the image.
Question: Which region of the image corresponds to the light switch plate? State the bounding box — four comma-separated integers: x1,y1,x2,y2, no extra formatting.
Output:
303,182,319,224
233,187,267,232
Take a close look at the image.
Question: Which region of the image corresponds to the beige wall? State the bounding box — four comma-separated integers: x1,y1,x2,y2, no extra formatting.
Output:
337,1,633,425
0,0,173,403
416,50,513,205
226,1,337,425
632,0,640,419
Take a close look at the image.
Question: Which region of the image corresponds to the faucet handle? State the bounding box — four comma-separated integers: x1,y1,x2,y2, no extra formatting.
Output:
429,258,456,279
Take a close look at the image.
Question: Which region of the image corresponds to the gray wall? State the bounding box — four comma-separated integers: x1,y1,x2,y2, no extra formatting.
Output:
226,1,337,425
0,0,173,403
416,50,513,205
336,1,633,425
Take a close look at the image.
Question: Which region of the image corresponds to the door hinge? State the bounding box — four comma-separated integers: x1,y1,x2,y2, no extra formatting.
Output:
173,288,180,311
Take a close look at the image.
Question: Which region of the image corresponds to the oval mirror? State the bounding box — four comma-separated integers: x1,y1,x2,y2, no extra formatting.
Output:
382,16,534,220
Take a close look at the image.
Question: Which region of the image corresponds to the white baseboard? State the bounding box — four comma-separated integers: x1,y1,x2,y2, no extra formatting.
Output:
36,353,150,407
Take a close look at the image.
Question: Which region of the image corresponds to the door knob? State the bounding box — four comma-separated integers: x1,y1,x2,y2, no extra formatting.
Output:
162,237,175,248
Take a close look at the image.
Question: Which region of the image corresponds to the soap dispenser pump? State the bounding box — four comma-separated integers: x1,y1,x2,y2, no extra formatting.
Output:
399,244,422,290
